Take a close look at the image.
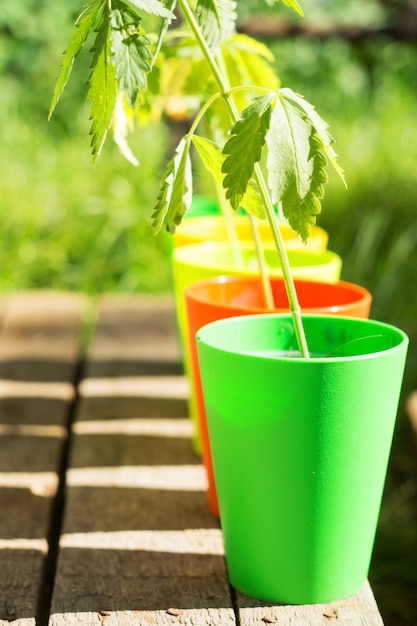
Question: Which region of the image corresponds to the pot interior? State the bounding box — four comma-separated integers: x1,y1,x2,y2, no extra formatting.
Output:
197,314,407,361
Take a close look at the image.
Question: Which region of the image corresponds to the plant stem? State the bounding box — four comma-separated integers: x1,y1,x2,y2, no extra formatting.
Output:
248,214,274,309
257,182,310,358
151,0,177,69
215,49,274,309
215,183,245,269
177,0,309,357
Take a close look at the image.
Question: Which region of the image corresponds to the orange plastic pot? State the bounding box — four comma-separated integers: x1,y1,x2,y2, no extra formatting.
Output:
185,276,372,516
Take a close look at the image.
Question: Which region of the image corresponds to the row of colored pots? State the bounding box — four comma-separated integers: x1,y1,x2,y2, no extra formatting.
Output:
172,240,342,452
185,275,372,517
168,208,408,605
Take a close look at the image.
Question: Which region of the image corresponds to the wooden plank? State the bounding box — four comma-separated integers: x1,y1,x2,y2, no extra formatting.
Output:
0,292,84,382
49,610,235,626
50,296,235,626
406,390,417,453
76,375,189,420
0,382,74,427
76,295,187,421
0,296,10,330
236,581,384,625
0,434,66,473
85,294,182,377
50,418,234,624
0,549,46,624
0,292,85,624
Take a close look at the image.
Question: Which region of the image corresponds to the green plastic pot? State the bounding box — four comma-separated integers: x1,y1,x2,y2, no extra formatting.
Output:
196,314,408,604
172,242,342,453
185,194,219,218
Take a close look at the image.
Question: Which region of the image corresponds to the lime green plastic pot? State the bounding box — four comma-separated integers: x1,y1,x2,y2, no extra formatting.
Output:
172,243,342,453
196,314,408,604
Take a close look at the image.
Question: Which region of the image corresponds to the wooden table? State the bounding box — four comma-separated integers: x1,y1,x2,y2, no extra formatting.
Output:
0,292,385,626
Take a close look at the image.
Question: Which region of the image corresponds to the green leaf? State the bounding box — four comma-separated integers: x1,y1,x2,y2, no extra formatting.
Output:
88,10,117,161
151,0,177,68
192,135,224,186
266,91,313,205
112,93,140,166
222,34,279,87
222,93,274,211
266,89,339,241
152,136,193,234
127,0,176,19
49,0,105,119
192,135,265,219
267,0,303,16
280,132,328,242
195,0,237,52
279,87,346,185
110,3,152,107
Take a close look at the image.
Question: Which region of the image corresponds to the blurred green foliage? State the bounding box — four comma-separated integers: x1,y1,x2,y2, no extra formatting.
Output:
2,0,416,313
0,0,172,294
271,35,417,324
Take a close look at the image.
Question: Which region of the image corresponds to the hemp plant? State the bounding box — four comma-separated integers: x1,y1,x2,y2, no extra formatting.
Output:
49,0,345,357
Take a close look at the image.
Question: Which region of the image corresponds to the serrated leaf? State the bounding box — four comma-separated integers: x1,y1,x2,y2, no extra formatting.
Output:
266,91,336,241
240,177,265,220
192,135,224,186
151,0,177,68
192,135,265,219
112,92,139,166
127,0,175,19
49,0,105,119
223,34,278,83
266,92,313,205
88,11,117,160
269,0,303,16
282,0,303,16
280,88,332,147
280,132,328,242
152,137,193,234
195,0,237,52
267,89,344,242
279,87,346,185
281,187,320,243
222,93,274,211
110,4,152,107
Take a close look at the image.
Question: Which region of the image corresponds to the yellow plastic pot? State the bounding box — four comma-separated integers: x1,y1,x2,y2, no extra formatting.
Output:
173,215,328,252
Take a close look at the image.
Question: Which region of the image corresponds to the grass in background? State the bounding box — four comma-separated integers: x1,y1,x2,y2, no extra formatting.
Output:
0,0,173,294
0,110,172,293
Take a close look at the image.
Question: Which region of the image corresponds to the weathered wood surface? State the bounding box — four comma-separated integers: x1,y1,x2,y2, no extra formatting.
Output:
49,294,233,626
0,292,85,625
406,390,417,454
236,582,384,625
0,292,386,626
